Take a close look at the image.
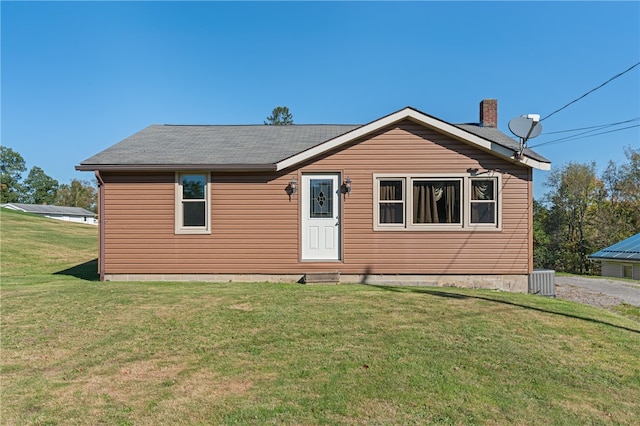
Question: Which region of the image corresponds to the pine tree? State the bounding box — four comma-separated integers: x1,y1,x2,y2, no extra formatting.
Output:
264,106,294,125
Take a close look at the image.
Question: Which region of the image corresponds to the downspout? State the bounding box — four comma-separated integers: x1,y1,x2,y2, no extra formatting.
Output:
94,170,106,281
528,167,534,274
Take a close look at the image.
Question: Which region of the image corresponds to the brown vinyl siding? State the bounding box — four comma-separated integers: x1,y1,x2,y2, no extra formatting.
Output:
100,120,532,275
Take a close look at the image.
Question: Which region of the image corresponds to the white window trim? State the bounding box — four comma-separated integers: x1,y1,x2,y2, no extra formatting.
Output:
373,173,502,231
409,177,464,230
375,177,406,228
468,177,501,229
175,172,211,235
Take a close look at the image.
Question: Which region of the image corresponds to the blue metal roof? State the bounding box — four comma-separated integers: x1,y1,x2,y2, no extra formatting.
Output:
589,233,640,262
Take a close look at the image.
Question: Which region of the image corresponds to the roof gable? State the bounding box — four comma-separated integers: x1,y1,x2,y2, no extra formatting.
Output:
275,107,550,171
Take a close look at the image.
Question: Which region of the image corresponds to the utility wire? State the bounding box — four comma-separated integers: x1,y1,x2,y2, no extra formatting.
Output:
540,62,640,122
528,124,640,149
542,117,640,135
528,117,639,147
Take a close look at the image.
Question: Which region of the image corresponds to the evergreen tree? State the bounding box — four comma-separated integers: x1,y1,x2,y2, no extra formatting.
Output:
264,106,294,125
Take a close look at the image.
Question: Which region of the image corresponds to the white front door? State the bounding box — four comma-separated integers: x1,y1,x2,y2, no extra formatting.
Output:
302,174,340,261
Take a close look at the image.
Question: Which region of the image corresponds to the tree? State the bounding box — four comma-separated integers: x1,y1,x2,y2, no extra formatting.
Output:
535,147,640,275
532,200,552,269
617,146,640,207
24,166,59,205
55,179,97,212
544,162,601,274
589,146,640,256
0,146,27,203
264,106,294,125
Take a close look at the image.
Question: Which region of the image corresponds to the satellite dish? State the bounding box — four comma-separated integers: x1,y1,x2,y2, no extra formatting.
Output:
508,116,542,140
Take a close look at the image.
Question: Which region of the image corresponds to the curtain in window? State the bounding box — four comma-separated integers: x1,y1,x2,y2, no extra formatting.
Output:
471,180,496,224
413,181,459,224
379,181,403,224
472,180,493,200
444,184,458,223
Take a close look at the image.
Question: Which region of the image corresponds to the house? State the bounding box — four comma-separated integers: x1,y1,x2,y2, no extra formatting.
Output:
589,233,640,280
1,203,98,225
76,100,551,291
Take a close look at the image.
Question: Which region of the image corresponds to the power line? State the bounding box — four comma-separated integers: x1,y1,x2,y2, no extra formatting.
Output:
528,117,639,148
528,124,640,149
540,62,640,122
542,117,640,135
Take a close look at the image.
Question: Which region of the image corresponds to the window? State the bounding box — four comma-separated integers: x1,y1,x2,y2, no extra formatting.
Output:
412,179,461,225
309,179,334,218
623,265,632,279
470,179,496,224
176,172,210,234
375,174,500,230
378,179,405,225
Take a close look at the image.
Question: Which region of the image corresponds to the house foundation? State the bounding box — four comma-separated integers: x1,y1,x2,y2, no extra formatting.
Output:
103,273,529,293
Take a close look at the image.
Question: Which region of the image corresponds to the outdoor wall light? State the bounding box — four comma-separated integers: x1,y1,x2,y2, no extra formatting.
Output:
344,177,352,194
289,177,298,195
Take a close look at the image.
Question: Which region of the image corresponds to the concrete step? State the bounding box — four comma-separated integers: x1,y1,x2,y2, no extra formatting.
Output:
302,272,340,284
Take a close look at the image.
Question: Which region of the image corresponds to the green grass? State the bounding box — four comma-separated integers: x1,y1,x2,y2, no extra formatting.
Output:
556,271,639,284
2,208,640,425
613,303,640,322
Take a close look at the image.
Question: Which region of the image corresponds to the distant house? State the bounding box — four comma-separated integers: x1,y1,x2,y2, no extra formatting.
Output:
1,203,98,225
76,100,551,291
589,233,640,280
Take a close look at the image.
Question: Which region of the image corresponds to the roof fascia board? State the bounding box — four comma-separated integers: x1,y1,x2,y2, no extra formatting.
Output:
276,107,551,171
75,164,278,173
517,155,551,171
589,255,640,262
0,203,24,211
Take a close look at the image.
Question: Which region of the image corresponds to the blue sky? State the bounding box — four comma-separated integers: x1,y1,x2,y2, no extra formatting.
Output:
2,1,639,200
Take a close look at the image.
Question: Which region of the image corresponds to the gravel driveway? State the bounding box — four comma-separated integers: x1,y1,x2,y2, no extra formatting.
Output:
555,276,640,308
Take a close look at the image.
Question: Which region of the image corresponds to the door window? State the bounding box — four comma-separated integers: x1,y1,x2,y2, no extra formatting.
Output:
309,179,334,218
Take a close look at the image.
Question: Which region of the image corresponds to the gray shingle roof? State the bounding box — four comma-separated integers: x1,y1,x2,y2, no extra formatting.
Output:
77,108,550,171
1,203,96,217
79,124,360,168
589,233,640,262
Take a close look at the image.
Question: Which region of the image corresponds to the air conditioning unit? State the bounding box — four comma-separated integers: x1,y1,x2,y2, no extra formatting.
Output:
528,270,555,297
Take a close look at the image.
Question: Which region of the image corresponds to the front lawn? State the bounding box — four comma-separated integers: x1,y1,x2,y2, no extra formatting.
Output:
2,209,639,425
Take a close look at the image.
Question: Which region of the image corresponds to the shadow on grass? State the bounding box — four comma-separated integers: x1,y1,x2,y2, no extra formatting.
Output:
369,285,640,334
55,259,100,281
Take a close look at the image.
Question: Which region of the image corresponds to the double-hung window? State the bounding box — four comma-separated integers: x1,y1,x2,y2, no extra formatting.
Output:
176,172,211,234
378,179,405,226
470,179,497,224
375,174,500,230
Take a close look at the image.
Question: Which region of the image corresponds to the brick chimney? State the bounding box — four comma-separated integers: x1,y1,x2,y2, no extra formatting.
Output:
480,99,498,128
